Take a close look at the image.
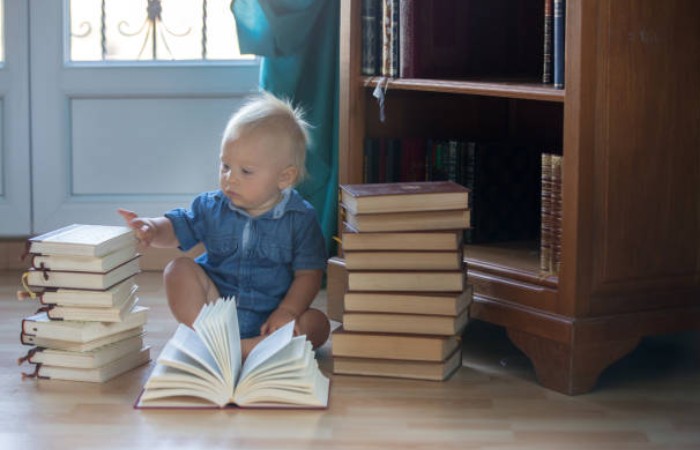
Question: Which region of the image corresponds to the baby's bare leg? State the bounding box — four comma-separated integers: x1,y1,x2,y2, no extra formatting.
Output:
296,308,331,349
163,257,219,327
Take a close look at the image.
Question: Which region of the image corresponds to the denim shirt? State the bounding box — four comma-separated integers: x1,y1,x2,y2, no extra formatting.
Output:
165,188,327,322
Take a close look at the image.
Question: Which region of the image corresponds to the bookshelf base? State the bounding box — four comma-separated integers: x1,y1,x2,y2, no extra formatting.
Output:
470,296,700,395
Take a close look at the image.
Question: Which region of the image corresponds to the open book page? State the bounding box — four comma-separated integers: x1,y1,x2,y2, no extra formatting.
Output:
234,331,330,408
239,320,295,381
141,327,231,407
136,297,329,409
192,299,241,393
234,347,329,408
235,335,307,394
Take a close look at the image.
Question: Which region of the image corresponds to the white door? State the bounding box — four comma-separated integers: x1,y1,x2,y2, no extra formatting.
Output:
28,0,259,234
0,0,31,235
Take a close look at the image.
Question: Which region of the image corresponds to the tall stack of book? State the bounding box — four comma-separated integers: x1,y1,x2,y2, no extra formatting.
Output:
332,181,472,381
17,224,150,383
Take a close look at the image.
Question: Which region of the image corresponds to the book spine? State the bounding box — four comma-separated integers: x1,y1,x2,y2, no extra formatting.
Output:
398,0,415,78
553,0,566,89
380,0,393,77
390,0,400,78
551,154,563,275
540,153,553,272
361,0,380,76
542,0,554,84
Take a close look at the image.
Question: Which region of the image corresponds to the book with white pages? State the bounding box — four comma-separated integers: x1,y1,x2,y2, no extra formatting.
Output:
38,277,137,308
46,290,139,322
31,246,138,273
136,298,329,409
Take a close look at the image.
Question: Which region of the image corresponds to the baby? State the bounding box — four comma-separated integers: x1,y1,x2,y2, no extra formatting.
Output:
118,92,330,357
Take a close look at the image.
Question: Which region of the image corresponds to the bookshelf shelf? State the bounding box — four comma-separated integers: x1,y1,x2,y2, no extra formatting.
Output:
339,0,700,395
362,77,565,103
465,242,558,289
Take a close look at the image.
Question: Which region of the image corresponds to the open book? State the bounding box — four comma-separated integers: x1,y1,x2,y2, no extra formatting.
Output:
136,298,330,409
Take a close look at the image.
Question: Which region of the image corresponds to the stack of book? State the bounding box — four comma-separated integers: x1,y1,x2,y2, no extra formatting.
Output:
17,224,150,382
332,181,473,381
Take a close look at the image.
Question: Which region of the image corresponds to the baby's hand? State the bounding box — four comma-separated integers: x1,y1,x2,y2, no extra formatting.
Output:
117,208,156,248
260,307,300,336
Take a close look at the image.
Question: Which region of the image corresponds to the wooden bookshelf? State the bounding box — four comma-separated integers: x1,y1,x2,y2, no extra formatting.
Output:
339,0,700,394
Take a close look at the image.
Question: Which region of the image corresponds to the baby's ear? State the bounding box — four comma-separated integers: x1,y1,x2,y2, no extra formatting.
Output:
278,166,299,189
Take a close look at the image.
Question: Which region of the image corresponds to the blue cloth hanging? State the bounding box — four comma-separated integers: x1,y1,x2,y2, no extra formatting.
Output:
232,0,339,254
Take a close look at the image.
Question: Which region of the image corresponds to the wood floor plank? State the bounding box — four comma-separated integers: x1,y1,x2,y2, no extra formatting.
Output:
2,271,699,449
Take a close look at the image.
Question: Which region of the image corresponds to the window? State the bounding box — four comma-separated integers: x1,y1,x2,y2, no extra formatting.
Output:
69,0,253,62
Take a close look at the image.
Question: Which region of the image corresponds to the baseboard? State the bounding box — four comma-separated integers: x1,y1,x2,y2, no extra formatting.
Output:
0,239,203,271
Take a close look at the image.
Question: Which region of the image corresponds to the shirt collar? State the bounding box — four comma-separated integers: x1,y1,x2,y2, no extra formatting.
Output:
224,188,307,219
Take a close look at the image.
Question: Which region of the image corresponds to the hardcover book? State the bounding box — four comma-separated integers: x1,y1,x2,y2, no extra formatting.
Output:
27,224,136,257
46,291,138,323
553,0,566,88
343,250,463,271
361,0,380,76
23,257,141,291
30,246,138,273
344,209,471,233
24,335,145,369
326,257,348,323
341,227,463,251
25,347,151,383
37,277,138,308
332,327,459,362
21,328,145,352
343,286,472,316
136,298,329,409
342,309,469,336
332,348,461,381
347,270,465,292
340,181,469,215
22,305,149,343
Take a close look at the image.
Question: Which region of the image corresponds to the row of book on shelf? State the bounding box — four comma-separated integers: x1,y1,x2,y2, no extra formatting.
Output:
331,181,474,381
363,137,563,275
362,0,566,88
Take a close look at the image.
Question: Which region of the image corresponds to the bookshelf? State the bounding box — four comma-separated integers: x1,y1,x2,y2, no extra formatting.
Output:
338,0,700,394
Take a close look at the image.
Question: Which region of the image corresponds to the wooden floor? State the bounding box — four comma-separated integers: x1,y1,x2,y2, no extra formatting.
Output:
2,270,699,449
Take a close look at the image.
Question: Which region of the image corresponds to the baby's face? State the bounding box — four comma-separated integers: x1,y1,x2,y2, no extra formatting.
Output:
219,131,296,217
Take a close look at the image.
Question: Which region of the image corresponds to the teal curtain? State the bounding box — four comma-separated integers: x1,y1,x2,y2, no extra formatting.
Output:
232,0,339,255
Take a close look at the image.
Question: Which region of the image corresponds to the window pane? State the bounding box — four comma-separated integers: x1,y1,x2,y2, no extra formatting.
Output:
69,0,254,62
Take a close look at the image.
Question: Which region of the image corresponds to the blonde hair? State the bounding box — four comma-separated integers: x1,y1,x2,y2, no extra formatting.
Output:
221,91,310,183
